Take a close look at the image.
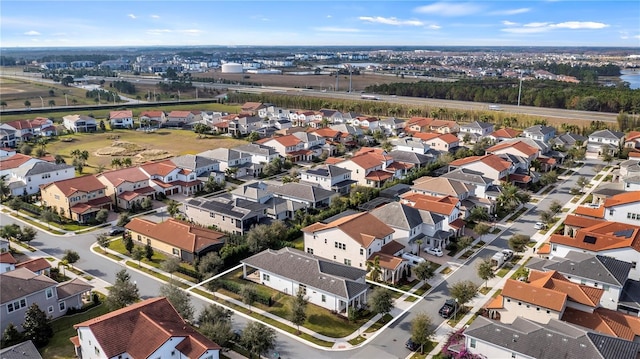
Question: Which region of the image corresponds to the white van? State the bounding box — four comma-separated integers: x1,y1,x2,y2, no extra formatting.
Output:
488,105,503,111
402,253,426,266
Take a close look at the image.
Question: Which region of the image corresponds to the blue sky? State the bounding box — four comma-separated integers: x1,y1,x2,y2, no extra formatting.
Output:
1,1,639,48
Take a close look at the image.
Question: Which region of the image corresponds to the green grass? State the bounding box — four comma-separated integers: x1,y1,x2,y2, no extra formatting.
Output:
348,336,366,345
10,213,65,235
594,174,603,181
496,267,510,278
446,306,469,327
364,313,393,333
506,207,528,223
479,286,491,295
409,341,437,358
41,302,110,359
441,267,452,275
290,236,304,251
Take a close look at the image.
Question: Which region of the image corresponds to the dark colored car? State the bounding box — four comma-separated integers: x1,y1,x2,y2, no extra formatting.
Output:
439,299,459,318
108,226,125,236
405,338,419,351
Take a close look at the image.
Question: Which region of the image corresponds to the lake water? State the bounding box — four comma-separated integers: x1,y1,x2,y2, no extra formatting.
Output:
620,69,640,89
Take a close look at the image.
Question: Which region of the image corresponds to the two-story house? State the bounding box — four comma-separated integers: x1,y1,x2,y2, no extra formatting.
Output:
392,138,431,154
299,165,356,194
587,129,626,157
449,154,513,185
1,268,92,333
184,196,267,235
486,127,521,143
62,115,97,133
303,212,407,283
71,297,221,359
334,152,390,188
458,121,494,143
412,132,460,153
109,110,134,129
229,115,262,136
96,167,155,210
141,159,201,196
378,117,405,135
170,154,223,182
400,193,463,244
40,175,112,223
8,161,75,196
165,110,195,127
574,191,640,225
522,124,556,143
139,110,166,127
198,148,253,178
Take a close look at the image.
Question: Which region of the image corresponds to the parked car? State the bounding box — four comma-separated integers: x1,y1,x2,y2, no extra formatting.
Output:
402,252,426,266
424,247,444,257
405,338,420,351
108,226,125,236
502,249,514,261
534,222,546,230
439,299,459,318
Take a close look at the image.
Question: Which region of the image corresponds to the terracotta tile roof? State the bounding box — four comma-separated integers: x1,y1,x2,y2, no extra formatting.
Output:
139,110,164,118
385,161,412,170
271,134,303,147
625,131,640,141
140,160,177,177
125,218,225,254
325,157,344,165
241,102,263,111
98,167,149,186
562,307,640,341
400,193,458,216
487,140,538,157
73,297,220,358
0,252,16,264
109,110,133,119
509,173,532,183
438,133,459,144
69,196,112,214
485,294,504,309
15,257,51,272
167,110,192,118
630,152,640,158
311,128,341,138
371,252,404,270
118,187,155,201
406,117,435,126
412,132,440,141
449,218,466,229
574,205,606,218
502,278,567,311
563,214,606,228
379,240,405,255
489,127,521,139
4,119,38,130
0,153,35,170
450,154,510,172
538,157,556,165
302,212,394,248
41,175,105,197
349,152,383,170
550,221,640,252
604,191,640,207
528,270,603,307
537,242,551,255
365,170,393,181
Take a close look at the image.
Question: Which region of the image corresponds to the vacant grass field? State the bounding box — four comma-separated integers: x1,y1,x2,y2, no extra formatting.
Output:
0,76,95,110
46,129,247,173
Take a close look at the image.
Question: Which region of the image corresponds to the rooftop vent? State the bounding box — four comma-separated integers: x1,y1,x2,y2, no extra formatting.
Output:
584,235,597,244
613,229,634,238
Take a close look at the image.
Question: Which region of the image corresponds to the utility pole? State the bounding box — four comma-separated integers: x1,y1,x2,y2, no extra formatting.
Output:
65,93,68,106
335,71,339,92
39,96,44,108
517,70,523,107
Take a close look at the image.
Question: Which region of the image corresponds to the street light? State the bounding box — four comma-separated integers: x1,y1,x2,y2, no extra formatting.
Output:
454,298,459,320
39,96,44,108
517,69,524,107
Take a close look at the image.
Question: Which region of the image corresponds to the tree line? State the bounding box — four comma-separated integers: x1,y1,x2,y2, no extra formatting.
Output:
534,62,620,82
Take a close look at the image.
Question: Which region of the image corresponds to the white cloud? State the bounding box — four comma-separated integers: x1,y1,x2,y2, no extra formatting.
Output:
414,2,483,16
314,27,361,33
491,8,531,16
179,29,203,35
524,22,549,28
502,21,518,26
24,30,40,36
146,29,172,35
634,35,640,39
150,14,160,19
326,15,332,18
128,14,137,19
551,21,608,29
428,24,442,30
502,21,609,34
359,16,424,26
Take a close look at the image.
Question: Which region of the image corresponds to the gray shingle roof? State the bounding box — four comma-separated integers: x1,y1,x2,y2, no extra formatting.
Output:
589,129,625,140
461,121,493,130
0,341,43,359
619,279,640,311
465,316,640,359
441,168,492,185
22,161,74,176
0,267,57,304
526,252,631,286
186,196,265,219
371,202,422,230
389,150,433,165
56,277,93,300
170,154,218,170
303,164,351,178
241,248,368,299
524,124,556,135
269,182,336,203
234,143,278,156
198,148,250,162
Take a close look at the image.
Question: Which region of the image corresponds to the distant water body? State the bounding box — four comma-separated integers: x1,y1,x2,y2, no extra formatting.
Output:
620,69,640,89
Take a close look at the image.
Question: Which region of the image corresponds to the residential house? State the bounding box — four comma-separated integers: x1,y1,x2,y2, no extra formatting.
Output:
139,110,166,127
487,127,521,143
378,117,405,135
40,175,112,223
523,124,556,143
289,110,320,127
228,115,262,136
352,116,380,130
458,121,494,143
0,118,56,143
96,167,155,210
555,132,587,149
303,212,408,283
411,174,495,215
125,218,225,264
526,252,632,311
241,247,369,316
587,129,626,157
0,148,16,158
549,220,640,280
574,191,640,225
170,154,223,182
0,252,16,272
0,129,17,148
0,341,43,359
400,193,463,242
486,140,539,164
165,110,195,127
7,161,75,196
625,131,640,150
235,143,280,167
412,132,459,152
392,138,431,154
449,154,514,185
440,168,500,202
0,153,41,178
334,152,390,188
257,133,323,162
404,117,434,133
464,316,640,359
318,109,344,124
241,101,266,115
184,196,267,235
1,268,92,333
62,115,97,133
15,257,52,276
71,297,221,359
299,165,356,194
109,110,134,129
198,148,253,178
388,150,436,169
141,160,201,196
267,181,337,209
562,306,640,342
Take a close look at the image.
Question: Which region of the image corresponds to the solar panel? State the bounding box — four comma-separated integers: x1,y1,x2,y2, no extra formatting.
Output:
613,229,634,238
584,235,597,244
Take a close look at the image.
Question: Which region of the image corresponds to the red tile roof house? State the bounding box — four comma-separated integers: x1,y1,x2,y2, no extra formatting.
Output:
400,193,465,240
574,191,640,226
448,154,514,185
139,110,166,128
15,257,51,276
140,159,202,196
125,218,225,264
96,167,156,210
109,110,134,129
71,297,221,359
165,110,195,128
40,175,112,223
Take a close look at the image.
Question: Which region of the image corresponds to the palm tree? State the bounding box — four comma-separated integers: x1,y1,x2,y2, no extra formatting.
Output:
71,99,78,105
0,101,7,110
24,100,31,109
0,175,10,201
48,99,56,108
111,158,122,169
122,158,133,167
366,256,382,282
497,183,530,212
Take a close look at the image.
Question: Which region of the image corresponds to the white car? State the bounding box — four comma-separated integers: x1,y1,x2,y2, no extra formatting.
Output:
424,247,444,257
534,222,546,230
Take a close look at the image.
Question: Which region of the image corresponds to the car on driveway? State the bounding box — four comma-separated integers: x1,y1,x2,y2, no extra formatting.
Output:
439,299,459,318
108,226,125,236
424,247,444,257
534,222,546,230
405,338,419,351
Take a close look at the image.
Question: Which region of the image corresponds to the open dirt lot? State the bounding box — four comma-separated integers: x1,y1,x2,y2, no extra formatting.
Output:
46,130,246,173
0,76,94,109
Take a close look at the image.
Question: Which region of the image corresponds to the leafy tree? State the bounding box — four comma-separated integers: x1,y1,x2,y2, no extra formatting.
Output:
414,260,436,283
22,303,53,347
198,305,234,348
161,256,181,279
497,183,530,212
7,196,23,213
0,224,20,242
540,170,559,186
576,176,589,188
24,100,31,109
197,252,224,280
95,208,109,224
96,233,110,251
166,200,181,218
54,154,66,164
159,280,194,322
449,280,479,308
132,246,144,266
140,197,153,211
289,288,308,333
602,152,613,164
367,287,393,318
19,143,32,155
105,269,140,310
62,250,80,269
40,208,58,228
123,235,134,254
0,101,7,110
469,206,490,222
508,234,531,253
0,175,10,201
474,223,491,241
366,255,382,282
539,210,555,225
1,323,23,348
48,99,56,107
117,212,131,227
246,131,260,142
17,226,38,243
549,200,563,214
241,322,276,359
410,312,435,354
239,284,257,311
477,258,495,289
456,235,474,251
35,147,46,158
144,243,154,261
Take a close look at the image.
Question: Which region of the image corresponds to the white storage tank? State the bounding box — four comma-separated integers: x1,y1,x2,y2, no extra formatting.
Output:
221,63,243,73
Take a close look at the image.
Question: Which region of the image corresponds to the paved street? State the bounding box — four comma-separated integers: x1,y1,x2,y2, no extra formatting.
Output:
1,159,602,359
